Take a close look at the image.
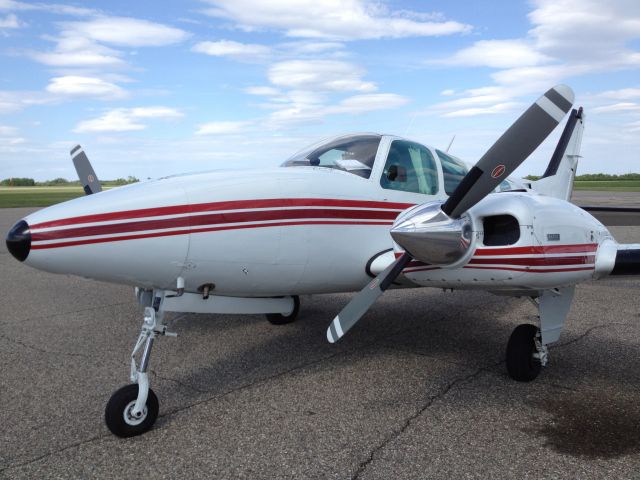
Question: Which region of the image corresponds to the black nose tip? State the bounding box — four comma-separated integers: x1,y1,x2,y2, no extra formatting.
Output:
6,219,31,262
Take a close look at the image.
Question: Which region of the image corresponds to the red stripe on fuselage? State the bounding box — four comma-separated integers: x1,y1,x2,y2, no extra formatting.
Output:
32,208,400,241
31,220,392,250
30,198,415,229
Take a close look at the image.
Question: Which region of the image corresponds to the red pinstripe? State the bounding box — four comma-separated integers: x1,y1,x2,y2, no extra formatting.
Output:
31,220,393,250
462,265,594,273
32,208,399,242
474,243,597,255
31,198,414,229
467,255,595,266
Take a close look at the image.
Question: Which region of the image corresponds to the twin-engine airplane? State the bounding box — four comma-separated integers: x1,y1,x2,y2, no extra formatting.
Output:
6,85,640,437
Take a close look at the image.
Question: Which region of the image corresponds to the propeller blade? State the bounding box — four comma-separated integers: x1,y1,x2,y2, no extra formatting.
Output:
71,145,102,195
442,85,574,218
327,253,411,343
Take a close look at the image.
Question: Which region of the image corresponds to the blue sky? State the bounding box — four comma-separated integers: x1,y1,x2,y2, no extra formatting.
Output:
0,0,639,180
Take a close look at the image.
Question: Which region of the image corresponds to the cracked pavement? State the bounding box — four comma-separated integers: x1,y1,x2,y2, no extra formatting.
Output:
1,206,640,479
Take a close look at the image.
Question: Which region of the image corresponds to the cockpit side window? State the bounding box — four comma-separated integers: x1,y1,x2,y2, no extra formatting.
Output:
380,140,439,195
281,134,381,179
436,149,469,195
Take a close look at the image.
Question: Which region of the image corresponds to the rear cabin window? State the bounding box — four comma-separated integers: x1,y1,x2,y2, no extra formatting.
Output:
380,140,439,195
436,149,469,195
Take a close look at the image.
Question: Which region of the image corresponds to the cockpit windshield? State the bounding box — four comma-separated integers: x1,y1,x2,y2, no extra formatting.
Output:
281,134,382,179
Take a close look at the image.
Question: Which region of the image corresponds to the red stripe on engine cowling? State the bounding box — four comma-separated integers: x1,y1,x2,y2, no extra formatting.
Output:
467,255,596,266
463,266,594,273
396,243,599,260
30,198,415,229
474,243,598,255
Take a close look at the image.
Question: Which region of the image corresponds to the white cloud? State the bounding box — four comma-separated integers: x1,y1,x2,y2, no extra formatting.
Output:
0,13,22,28
66,16,189,47
0,1,95,15
199,0,471,40
425,88,526,118
30,16,188,68
192,40,270,60
279,41,345,55
46,75,127,99
31,50,123,67
0,125,18,135
0,0,31,11
0,90,51,113
128,106,183,119
0,124,25,146
242,56,410,127
439,39,551,69
625,120,640,132
30,31,125,67
195,120,251,135
441,102,523,118
245,86,280,96
75,110,145,133
593,102,640,114
268,60,376,92
598,88,640,100
326,93,409,114
424,0,640,117
529,0,640,65
267,93,409,126
74,107,183,133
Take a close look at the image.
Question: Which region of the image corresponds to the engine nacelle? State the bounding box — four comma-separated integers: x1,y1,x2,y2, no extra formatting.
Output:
394,192,621,290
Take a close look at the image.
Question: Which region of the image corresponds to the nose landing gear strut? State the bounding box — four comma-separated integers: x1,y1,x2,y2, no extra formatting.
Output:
105,306,175,437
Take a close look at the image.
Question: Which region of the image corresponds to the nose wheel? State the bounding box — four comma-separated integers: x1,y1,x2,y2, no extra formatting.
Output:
105,384,159,437
105,305,175,437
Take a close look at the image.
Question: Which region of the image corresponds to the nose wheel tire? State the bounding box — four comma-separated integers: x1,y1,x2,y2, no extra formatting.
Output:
105,384,159,437
266,295,300,325
506,323,542,382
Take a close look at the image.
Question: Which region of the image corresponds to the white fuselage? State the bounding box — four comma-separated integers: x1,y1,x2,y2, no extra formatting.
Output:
23,166,427,296
17,133,615,298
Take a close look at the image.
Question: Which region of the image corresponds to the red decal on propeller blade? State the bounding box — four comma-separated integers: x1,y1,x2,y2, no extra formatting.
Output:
491,164,506,179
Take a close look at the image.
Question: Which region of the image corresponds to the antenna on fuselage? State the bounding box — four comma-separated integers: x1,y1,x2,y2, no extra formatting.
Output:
403,113,417,137
445,134,456,153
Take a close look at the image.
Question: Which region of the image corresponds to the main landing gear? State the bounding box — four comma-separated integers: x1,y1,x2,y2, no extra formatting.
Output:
504,286,575,382
105,306,175,437
266,295,300,325
506,324,546,381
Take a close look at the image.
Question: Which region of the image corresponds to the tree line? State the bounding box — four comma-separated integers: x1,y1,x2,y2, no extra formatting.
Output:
525,173,640,181
1,176,139,186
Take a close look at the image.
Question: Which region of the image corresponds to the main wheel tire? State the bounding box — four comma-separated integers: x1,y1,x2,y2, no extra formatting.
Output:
506,323,542,382
105,384,159,437
266,295,300,325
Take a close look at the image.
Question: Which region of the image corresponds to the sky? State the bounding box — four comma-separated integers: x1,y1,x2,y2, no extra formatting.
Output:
0,0,639,181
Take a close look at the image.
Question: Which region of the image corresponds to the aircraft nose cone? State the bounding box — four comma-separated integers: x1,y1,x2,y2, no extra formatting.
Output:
6,219,31,262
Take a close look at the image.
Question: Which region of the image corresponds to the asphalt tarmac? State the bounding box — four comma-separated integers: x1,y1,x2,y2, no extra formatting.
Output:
1,198,639,479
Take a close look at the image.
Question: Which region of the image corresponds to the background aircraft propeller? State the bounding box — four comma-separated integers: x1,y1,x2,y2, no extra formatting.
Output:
71,144,102,195
326,85,575,343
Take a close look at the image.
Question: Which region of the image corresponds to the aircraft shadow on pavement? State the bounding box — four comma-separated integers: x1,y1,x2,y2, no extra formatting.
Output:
151,287,640,460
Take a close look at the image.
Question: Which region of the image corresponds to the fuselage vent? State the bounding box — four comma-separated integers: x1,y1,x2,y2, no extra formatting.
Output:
483,215,520,246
